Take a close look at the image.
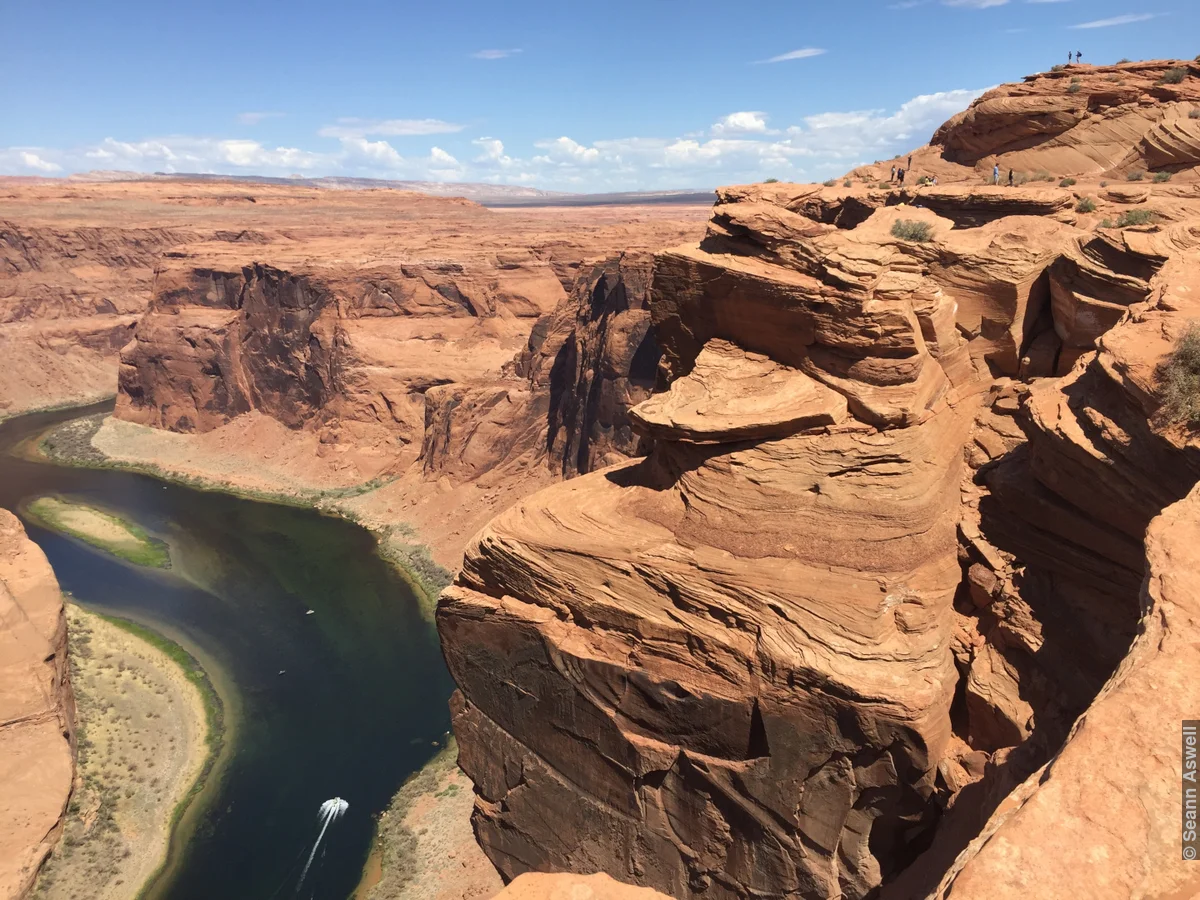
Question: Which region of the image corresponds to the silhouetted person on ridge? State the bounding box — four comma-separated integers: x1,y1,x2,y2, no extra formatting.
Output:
908,155,913,169
1068,51,1072,64
1076,51,1082,63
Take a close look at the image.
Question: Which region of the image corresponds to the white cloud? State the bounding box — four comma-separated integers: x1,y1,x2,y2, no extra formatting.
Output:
756,47,826,64
889,0,930,7
712,111,775,135
19,151,61,172
1070,12,1158,28
237,111,285,125
340,138,404,166
471,49,522,59
317,118,464,139
1,84,987,191
535,136,601,163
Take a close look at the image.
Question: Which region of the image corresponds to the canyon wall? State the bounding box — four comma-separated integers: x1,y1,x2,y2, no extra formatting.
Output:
0,510,75,899
440,60,1200,899
25,58,1200,899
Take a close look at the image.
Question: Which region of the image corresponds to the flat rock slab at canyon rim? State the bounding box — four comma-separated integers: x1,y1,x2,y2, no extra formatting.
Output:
4,55,1200,900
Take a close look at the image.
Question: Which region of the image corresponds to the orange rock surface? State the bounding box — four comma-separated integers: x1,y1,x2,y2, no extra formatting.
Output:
7,56,1200,900
0,511,74,899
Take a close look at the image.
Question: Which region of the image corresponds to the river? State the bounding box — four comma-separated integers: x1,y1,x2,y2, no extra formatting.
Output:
0,404,455,899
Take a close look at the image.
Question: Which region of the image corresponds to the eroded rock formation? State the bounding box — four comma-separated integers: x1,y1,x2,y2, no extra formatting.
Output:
440,59,1200,900
0,510,74,899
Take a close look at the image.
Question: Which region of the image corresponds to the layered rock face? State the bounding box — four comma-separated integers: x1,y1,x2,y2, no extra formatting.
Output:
441,60,1200,900
0,510,74,899
931,59,1200,176
440,193,991,898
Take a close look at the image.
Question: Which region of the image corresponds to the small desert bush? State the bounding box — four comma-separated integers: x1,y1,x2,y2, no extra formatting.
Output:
762,177,780,184
1060,177,1077,187
1153,171,1172,183
1116,208,1158,227
1070,75,1081,84
1118,58,1131,64
1191,109,1200,119
1051,64,1066,72
1159,67,1188,85
1127,169,1146,181
843,178,852,187
1076,196,1096,213
1158,324,1200,427
891,219,934,242
1106,73,1121,82
1068,83,1081,94
1032,170,1055,182
1100,218,1114,228
823,179,837,187
877,182,890,189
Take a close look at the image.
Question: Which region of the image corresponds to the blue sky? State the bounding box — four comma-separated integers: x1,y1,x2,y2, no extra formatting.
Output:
3,0,1195,191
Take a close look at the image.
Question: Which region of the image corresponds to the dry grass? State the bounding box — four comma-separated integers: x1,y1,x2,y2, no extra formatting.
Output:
891,219,934,242
354,738,500,900
1159,324,1200,428
33,606,210,900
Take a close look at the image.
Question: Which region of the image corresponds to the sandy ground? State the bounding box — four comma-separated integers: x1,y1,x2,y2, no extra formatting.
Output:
25,497,162,565
355,739,501,900
91,414,370,499
33,606,209,900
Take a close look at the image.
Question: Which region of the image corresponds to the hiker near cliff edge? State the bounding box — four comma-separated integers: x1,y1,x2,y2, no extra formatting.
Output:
898,167,906,186
891,165,897,181
993,163,1000,185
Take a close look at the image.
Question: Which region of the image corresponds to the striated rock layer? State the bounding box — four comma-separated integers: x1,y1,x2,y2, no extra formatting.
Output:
0,510,74,899
441,59,1200,900
440,185,996,898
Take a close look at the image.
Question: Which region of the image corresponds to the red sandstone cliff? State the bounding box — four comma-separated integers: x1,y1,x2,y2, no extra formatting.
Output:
438,59,1200,898
0,511,75,899
23,57,1200,900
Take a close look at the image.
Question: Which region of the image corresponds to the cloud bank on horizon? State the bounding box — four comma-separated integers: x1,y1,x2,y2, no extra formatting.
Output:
3,0,1192,192
2,88,986,191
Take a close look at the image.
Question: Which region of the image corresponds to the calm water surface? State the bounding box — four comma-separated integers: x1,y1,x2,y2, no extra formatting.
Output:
0,405,454,899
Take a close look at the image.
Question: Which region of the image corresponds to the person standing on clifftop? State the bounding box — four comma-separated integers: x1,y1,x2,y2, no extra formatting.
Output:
993,163,1000,185
1009,169,1015,187
891,165,897,182
1076,51,1082,63
908,155,913,169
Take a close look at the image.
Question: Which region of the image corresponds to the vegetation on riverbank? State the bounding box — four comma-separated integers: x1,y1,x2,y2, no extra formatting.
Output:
33,605,221,900
36,413,453,608
23,495,170,568
354,737,500,900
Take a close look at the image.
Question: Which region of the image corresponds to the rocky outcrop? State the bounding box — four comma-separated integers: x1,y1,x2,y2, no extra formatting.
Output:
440,62,1200,900
440,186,1003,898
930,59,1200,178
927,483,1200,900
495,872,672,900
0,510,74,899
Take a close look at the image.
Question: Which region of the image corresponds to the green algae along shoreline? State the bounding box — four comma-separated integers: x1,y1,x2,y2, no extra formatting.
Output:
34,603,230,900
34,411,452,618
22,495,171,569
